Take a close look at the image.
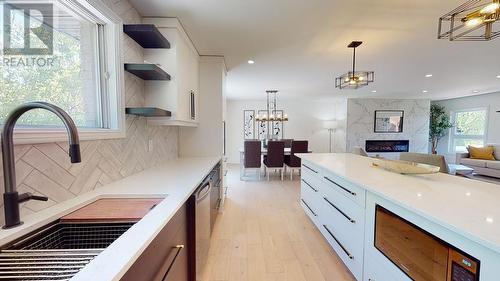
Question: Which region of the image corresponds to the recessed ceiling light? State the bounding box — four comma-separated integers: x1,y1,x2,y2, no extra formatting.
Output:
496,75,500,78
473,90,479,93
247,60,255,64
422,90,428,93
371,90,377,93
486,217,494,223
425,74,433,78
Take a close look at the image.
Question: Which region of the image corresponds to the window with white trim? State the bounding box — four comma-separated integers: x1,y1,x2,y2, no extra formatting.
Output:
0,0,123,141
449,108,488,153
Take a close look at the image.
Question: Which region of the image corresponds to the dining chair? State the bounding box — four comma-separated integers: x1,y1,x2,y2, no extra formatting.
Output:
243,140,262,180
399,152,449,173
263,140,285,181
282,139,294,149
284,140,308,180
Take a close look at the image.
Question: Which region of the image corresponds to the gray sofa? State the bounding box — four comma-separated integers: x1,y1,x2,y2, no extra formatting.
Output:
456,145,500,178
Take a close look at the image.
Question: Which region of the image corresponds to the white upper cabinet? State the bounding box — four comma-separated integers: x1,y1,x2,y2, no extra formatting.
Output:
143,18,199,126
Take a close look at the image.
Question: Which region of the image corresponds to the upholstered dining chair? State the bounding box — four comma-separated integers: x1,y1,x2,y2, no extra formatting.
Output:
282,139,294,149
399,152,449,174
263,140,285,181
285,140,308,180
243,140,262,179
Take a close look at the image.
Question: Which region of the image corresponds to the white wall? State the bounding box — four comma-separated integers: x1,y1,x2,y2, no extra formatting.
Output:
226,98,347,163
433,91,500,163
346,98,430,159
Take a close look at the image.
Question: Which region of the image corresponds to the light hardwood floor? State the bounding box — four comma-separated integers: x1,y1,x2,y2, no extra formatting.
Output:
201,165,355,281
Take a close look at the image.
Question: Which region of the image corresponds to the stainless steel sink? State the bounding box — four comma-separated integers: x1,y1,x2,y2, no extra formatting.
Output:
0,221,135,280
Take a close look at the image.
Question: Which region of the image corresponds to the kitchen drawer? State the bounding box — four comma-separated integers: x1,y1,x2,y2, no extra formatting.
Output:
322,170,366,207
319,220,363,280
121,203,188,281
320,192,364,281
301,171,323,194
301,161,322,178
321,181,365,231
300,196,320,226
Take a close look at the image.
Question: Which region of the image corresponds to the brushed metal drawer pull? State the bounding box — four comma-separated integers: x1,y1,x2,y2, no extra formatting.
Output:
323,197,356,224
159,245,184,281
301,179,318,192
324,176,356,196
322,224,354,260
301,199,317,217
302,164,318,174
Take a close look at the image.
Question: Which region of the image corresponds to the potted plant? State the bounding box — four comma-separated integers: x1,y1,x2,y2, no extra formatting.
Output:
429,104,453,154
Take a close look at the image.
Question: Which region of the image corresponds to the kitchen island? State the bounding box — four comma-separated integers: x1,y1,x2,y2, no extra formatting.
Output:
298,153,500,281
0,156,220,281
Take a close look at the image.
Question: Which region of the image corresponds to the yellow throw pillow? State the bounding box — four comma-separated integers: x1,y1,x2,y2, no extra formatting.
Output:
468,146,496,160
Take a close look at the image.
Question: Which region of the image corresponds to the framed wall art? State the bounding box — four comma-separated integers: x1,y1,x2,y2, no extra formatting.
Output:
374,110,404,133
243,110,255,139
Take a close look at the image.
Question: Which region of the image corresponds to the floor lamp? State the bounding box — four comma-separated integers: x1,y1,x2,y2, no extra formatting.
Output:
324,120,338,153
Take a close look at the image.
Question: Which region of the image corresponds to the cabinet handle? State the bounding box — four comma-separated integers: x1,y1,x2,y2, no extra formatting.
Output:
159,245,184,281
324,176,356,196
323,197,356,224
301,179,318,192
302,164,318,174
322,224,354,260
301,199,317,217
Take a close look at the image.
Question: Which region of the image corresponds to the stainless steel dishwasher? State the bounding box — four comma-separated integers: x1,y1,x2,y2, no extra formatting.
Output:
195,176,212,280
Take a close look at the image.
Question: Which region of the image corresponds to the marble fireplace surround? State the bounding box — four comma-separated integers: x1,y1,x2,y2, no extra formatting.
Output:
346,98,430,158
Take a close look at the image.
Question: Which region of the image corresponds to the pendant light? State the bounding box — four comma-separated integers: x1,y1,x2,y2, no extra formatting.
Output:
335,41,374,90
438,0,500,41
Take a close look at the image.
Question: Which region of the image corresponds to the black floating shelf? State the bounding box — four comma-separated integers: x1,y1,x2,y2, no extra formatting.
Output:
124,63,171,80
123,24,170,49
126,107,172,117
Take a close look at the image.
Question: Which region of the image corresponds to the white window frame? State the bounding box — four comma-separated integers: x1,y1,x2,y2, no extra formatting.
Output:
448,107,489,153
4,0,125,144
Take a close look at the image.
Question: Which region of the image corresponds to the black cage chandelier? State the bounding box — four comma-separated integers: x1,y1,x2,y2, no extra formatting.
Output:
335,41,374,90
438,0,500,41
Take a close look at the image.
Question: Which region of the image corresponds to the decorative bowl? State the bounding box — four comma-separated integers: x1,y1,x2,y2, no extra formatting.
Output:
372,158,440,174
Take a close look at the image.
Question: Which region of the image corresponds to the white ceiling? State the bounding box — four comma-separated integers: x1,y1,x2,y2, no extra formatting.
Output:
130,0,500,101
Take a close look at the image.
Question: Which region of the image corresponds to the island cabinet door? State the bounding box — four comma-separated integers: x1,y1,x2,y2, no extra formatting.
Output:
120,203,189,281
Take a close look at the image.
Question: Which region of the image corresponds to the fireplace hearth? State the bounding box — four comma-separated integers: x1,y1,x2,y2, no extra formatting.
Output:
365,140,409,153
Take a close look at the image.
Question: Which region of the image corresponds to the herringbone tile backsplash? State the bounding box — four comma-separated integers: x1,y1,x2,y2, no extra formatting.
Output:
0,0,179,224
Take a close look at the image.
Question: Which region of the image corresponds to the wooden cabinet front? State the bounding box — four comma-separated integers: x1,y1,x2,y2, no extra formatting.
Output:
120,204,188,281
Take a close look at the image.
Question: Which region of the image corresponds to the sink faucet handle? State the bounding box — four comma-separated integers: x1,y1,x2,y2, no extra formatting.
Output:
69,143,81,163
18,192,49,203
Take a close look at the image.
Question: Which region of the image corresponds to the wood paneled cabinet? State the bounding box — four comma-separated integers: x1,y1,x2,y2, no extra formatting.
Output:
120,202,190,281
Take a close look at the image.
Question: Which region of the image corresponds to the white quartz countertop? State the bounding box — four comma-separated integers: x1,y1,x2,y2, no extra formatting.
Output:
298,153,500,254
0,156,220,281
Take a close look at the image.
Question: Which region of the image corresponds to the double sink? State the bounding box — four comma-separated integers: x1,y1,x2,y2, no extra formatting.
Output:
0,197,163,280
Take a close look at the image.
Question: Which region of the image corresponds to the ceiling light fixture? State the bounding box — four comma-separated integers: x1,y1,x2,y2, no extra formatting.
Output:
473,90,480,93
438,0,500,41
425,74,433,77
335,41,374,90
247,60,255,64
496,75,500,78
255,90,288,122
371,90,377,93
422,90,429,93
